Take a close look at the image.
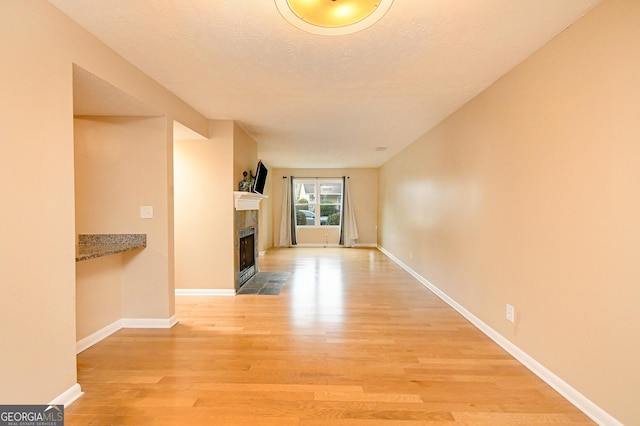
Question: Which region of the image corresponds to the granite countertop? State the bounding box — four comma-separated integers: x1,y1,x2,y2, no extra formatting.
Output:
76,234,147,262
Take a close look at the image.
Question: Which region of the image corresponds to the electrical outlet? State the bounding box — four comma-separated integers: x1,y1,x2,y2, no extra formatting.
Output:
410,251,413,259
506,304,515,323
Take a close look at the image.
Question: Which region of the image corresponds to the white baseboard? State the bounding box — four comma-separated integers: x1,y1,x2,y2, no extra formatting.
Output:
122,315,178,328
175,289,236,296
76,315,179,354
76,320,124,354
49,383,83,407
377,245,623,426
295,243,341,248
288,243,377,248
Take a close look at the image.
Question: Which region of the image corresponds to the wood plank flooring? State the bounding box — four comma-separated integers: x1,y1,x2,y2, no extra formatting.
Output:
66,248,594,425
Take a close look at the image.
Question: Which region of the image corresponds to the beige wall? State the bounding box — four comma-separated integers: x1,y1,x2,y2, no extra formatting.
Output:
259,165,274,252
232,123,273,251
0,2,206,404
174,120,235,290
75,256,123,341
174,122,267,290
233,123,258,189
75,116,174,325
272,168,378,246
378,0,639,423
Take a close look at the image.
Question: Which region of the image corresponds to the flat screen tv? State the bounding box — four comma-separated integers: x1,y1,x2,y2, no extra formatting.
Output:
252,160,268,195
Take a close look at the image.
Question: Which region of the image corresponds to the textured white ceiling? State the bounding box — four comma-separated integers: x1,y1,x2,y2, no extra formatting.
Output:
51,0,602,168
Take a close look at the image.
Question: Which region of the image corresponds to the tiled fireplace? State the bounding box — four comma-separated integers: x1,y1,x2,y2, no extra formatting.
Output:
233,192,265,291
236,212,258,290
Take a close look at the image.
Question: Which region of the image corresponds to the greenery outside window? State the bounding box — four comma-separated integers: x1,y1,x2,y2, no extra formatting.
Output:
294,178,343,227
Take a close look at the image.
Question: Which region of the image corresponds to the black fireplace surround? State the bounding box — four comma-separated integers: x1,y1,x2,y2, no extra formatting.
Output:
238,226,256,287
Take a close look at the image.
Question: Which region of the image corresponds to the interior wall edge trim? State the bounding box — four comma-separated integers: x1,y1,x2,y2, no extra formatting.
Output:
48,383,84,408
76,319,124,355
122,315,178,329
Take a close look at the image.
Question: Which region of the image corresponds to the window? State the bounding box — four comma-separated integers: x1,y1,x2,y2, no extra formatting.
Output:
294,178,343,227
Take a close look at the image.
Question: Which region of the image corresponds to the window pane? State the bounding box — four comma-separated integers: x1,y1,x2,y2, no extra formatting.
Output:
319,182,342,226
293,179,343,227
294,181,316,226
320,182,341,194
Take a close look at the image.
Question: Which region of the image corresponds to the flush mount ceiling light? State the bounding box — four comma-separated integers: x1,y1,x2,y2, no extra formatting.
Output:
275,0,394,36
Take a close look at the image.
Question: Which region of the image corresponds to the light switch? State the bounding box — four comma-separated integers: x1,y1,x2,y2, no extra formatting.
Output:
140,205,153,219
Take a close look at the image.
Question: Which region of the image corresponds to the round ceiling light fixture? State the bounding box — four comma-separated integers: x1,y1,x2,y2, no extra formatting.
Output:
275,0,394,36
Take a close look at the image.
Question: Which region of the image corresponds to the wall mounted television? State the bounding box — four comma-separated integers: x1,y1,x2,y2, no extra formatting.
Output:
252,160,268,195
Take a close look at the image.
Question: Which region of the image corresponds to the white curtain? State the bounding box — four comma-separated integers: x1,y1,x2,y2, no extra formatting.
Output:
340,176,359,247
278,176,297,247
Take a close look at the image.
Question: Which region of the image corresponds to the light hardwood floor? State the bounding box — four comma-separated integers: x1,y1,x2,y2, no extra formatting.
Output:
66,248,594,425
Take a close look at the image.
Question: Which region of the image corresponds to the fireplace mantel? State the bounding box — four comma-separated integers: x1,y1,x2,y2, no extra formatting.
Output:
233,191,267,211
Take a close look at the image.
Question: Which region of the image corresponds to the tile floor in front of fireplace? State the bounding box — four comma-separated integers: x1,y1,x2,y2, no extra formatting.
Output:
236,271,290,295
